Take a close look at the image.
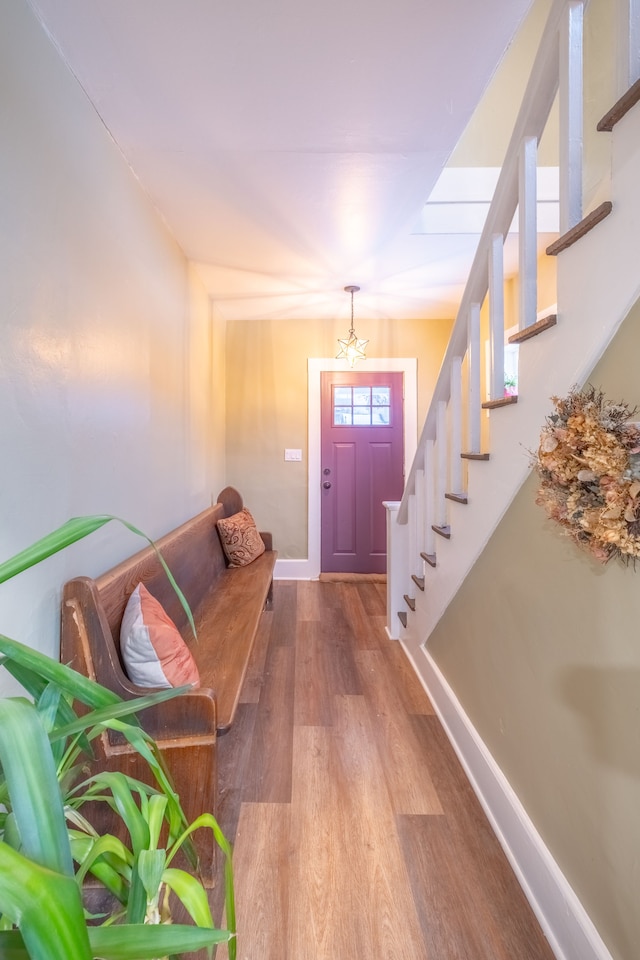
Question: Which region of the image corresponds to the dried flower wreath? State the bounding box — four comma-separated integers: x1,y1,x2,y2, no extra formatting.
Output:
535,385,640,563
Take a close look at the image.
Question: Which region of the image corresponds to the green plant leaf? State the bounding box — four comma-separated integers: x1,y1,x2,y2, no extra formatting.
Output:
161,868,214,928
0,661,94,760
137,848,166,905
87,923,232,959
146,794,168,851
0,515,197,641
51,685,192,744
0,517,114,584
93,720,194,857
2,813,21,853
31,679,61,730
81,772,150,856
69,830,133,895
0,635,121,711
0,842,91,960
166,812,236,958
100,516,197,641
34,683,68,767
0,929,28,959
125,863,147,925
0,699,73,876
0,925,234,959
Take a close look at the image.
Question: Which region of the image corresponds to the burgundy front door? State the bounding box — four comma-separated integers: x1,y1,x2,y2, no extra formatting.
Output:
320,371,404,574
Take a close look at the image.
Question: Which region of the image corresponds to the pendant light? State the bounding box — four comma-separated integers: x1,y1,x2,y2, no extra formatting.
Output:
336,284,368,368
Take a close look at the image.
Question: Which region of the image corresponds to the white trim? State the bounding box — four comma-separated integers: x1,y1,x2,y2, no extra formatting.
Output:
299,358,417,581
273,557,314,580
402,643,613,960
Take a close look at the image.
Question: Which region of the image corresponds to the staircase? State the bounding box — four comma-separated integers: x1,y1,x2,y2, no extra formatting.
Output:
386,0,640,662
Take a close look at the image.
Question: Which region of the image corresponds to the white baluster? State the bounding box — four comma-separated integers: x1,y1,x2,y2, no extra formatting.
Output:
519,136,538,330
436,400,448,528
489,235,505,399
617,0,640,92
415,468,425,573
384,500,405,640
559,0,584,233
468,303,482,453
408,492,417,579
450,357,463,495
424,439,436,557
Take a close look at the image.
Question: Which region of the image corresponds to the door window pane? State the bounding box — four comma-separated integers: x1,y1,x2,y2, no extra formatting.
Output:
353,407,372,425
334,406,353,425
333,384,391,426
334,386,352,405
372,406,390,425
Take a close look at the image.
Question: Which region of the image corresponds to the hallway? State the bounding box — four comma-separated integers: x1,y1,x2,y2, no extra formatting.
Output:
213,580,555,959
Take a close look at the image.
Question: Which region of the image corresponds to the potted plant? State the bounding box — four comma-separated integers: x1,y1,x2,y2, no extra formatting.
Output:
0,517,235,960
504,374,518,397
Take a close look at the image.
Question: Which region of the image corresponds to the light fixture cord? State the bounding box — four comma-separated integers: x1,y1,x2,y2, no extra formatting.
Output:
349,288,355,336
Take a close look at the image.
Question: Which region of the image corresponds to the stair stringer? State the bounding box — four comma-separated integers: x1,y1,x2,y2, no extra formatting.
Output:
400,102,640,658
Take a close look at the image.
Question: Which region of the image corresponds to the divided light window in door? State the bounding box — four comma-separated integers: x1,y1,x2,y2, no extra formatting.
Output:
332,385,391,426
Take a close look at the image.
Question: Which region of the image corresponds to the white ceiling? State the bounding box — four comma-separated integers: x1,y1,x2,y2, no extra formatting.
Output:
28,0,538,324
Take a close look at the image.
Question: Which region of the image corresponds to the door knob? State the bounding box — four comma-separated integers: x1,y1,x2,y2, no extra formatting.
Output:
322,481,332,489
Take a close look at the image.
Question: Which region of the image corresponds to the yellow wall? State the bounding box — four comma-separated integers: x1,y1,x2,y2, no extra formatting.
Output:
451,0,613,212
449,0,558,168
428,294,640,960
583,0,615,211
224,316,452,558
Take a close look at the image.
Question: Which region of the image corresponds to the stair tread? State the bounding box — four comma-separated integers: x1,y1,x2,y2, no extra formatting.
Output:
482,395,518,409
411,574,425,592
546,201,612,256
598,76,640,131
403,594,416,612
445,492,468,504
509,313,557,344
398,611,408,628
420,552,437,568
461,452,490,461
432,525,451,540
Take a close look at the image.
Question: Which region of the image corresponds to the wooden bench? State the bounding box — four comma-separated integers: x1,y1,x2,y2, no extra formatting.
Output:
60,486,276,884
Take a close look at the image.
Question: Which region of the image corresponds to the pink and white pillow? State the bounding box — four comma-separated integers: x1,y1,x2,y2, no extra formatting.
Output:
120,582,200,688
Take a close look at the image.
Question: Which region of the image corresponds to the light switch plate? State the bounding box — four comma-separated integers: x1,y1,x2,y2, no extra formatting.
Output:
284,448,302,461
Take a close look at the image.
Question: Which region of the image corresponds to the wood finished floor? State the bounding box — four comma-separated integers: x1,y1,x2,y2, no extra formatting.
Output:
211,580,556,960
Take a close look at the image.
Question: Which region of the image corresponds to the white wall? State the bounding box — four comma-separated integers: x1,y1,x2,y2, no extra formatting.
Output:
0,1,225,682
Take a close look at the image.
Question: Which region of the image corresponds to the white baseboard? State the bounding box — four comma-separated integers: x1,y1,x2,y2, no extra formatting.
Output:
404,643,612,960
273,557,315,580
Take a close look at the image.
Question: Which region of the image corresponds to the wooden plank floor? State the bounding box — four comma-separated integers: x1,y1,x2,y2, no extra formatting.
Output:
212,580,556,960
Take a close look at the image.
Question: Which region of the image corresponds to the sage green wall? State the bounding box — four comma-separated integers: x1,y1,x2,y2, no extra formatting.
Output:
225,316,452,559
0,1,226,682
428,297,640,960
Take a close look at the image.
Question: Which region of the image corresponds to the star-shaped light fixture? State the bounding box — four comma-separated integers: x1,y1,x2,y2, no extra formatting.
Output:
336,284,368,368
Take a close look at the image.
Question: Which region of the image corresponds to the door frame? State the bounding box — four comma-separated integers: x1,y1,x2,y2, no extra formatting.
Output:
320,369,406,574
274,358,417,580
